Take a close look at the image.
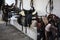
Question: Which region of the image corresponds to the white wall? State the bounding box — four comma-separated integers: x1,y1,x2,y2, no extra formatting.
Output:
17,0,20,8
53,0,60,17
5,0,60,17
5,0,15,5
34,0,60,17
21,0,49,16
34,0,49,16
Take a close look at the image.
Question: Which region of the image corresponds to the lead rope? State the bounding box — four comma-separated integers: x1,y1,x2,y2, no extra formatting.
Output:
30,0,33,8
15,0,18,7
50,0,53,14
19,0,22,10
46,0,53,14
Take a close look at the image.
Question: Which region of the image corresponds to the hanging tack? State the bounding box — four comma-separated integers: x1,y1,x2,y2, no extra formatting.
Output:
49,0,53,14
15,0,17,7
30,0,33,7
46,0,54,14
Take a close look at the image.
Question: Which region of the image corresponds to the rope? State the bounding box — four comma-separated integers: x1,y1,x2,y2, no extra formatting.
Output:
15,0,17,7
46,0,53,14
30,0,33,8
19,0,22,10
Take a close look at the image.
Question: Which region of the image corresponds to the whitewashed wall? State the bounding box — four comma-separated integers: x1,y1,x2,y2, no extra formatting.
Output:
17,0,20,8
34,0,49,16
5,0,15,5
53,0,60,17
34,0,60,17
5,0,60,17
